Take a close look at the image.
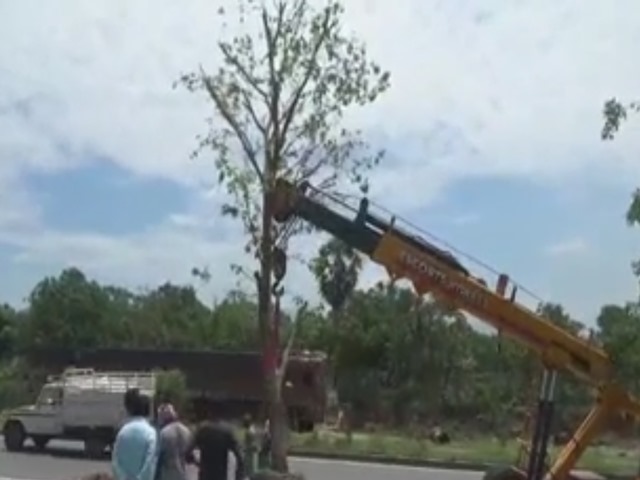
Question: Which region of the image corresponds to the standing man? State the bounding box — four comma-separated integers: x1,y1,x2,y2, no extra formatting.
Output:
192,412,246,480
242,414,258,477
257,419,271,471
112,389,158,480
156,403,194,480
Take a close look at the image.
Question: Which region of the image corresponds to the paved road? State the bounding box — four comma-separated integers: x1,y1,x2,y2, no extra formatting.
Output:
0,439,483,480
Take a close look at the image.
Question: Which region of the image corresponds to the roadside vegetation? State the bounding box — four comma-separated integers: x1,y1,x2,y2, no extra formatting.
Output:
289,429,639,476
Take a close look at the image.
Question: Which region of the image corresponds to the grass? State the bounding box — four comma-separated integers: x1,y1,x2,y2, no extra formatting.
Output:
289,430,639,476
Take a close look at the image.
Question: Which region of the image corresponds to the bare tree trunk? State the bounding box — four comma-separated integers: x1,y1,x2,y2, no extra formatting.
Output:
267,382,289,472
258,189,289,473
328,308,339,393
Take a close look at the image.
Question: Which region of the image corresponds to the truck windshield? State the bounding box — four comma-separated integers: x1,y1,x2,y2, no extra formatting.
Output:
36,386,62,407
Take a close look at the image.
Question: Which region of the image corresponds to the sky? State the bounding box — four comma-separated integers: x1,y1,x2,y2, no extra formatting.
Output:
1,0,640,328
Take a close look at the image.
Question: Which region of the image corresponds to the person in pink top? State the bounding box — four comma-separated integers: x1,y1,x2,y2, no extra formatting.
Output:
155,403,194,480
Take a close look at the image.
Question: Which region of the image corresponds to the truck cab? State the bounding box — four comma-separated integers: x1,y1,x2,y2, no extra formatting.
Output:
3,380,65,451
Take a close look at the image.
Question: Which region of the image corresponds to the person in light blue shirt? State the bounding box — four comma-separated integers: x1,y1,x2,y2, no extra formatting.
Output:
112,389,158,480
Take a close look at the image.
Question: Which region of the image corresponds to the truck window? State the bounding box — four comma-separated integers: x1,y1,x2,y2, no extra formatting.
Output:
37,386,62,407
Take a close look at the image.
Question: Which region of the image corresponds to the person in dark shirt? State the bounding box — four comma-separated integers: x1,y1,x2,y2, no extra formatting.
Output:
192,416,246,480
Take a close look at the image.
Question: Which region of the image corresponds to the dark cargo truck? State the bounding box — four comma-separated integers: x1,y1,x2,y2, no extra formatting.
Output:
25,347,328,432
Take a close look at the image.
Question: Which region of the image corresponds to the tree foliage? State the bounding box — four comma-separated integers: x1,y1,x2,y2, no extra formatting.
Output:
156,369,189,413
310,238,362,323
178,0,390,249
601,98,640,141
600,97,640,275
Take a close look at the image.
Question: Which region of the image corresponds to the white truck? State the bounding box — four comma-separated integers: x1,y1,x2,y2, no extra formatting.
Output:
1,367,156,458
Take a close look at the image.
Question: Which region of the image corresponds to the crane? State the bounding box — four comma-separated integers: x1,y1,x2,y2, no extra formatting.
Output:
270,177,640,480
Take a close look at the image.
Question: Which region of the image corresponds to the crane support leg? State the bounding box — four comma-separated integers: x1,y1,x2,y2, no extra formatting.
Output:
548,391,611,480
527,368,558,480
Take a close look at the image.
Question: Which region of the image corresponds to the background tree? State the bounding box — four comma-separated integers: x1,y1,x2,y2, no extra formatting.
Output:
0,305,17,359
23,268,113,351
310,237,362,400
311,238,362,327
597,303,640,394
601,98,639,141
131,283,210,349
178,0,389,471
601,97,640,272
156,369,189,414
208,290,260,349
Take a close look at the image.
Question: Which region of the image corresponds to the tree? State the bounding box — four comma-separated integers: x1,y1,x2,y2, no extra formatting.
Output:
156,369,189,413
132,283,210,348
178,0,390,471
311,238,362,326
24,268,114,350
310,237,363,402
597,303,640,394
601,98,639,141
537,302,582,335
600,97,640,272
208,290,260,349
0,304,17,359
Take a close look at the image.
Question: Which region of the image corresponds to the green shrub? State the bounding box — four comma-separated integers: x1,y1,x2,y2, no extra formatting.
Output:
155,369,188,413
0,361,31,410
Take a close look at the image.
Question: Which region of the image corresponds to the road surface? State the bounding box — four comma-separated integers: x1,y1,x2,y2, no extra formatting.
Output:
0,439,484,480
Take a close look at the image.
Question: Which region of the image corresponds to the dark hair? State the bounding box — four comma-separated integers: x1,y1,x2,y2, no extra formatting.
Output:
124,388,150,417
138,394,151,417
124,388,140,416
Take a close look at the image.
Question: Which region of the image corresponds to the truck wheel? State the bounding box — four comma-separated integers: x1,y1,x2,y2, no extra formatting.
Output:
3,421,26,452
84,436,107,459
32,435,51,450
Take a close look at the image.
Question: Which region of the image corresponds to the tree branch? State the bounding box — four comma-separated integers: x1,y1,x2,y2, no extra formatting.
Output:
200,66,265,186
262,7,282,174
276,0,306,86
241,89,268,137
276,305,302,385
217,44,268,141
278,9,331,152
218,43,269,101
283,142,318,178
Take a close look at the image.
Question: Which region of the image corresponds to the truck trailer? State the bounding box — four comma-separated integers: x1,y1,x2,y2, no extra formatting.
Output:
24,347,328,432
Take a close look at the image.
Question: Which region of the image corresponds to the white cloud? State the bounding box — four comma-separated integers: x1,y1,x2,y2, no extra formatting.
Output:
544,237,590,257
0,0,639,306
8,218,330,309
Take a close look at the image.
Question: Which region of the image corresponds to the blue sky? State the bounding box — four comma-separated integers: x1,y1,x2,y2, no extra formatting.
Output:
0,0,639,329
25,161,188,236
